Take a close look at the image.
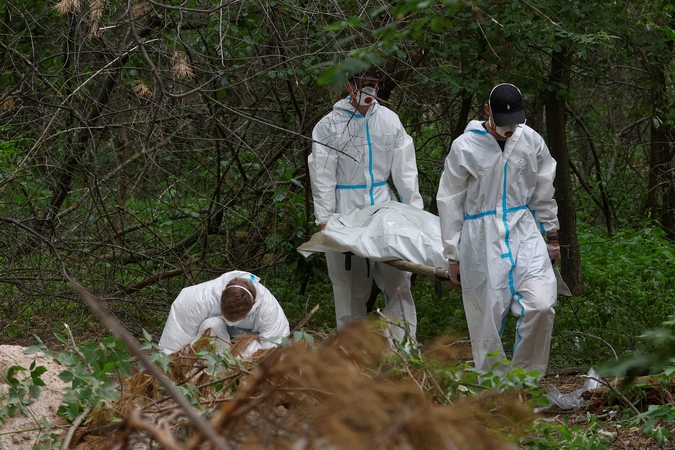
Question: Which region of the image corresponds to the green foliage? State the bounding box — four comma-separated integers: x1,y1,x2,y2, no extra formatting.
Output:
375,324,544,407
413,278,467,342
550,225,675,367
600,325,675,383
0,362,46,426
25,334,133,422
141,329,173,373
317,55,382,87
315,0,463,88
524,413,614,449
260,260,336,331
635,403,674,446
291,330,316,347
0,131,27,169
598,322,675,446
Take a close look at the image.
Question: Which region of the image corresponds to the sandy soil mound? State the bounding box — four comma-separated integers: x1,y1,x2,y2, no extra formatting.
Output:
0,345,68,450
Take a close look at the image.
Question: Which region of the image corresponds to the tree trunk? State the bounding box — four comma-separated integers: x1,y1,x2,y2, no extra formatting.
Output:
545,44,584,296
646,51,675,241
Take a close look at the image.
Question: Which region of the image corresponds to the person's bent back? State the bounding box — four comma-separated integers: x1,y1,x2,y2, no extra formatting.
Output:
158,271,290,356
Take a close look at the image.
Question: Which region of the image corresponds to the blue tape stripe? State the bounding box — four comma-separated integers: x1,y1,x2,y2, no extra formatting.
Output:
344,103,365,119
336,180,387,190
366,121,375,205
469,129,489,135
531,210,547,233
465,210,496,220
465,204,525,221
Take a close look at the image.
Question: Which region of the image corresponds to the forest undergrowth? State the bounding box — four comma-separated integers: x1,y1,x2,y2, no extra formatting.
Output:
1,225,674,449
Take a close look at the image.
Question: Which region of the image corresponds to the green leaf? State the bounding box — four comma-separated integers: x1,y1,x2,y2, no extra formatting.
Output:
30,384,42,400
7,366,26,378
24,345,43,355
142,329,153,342
58,370,74,383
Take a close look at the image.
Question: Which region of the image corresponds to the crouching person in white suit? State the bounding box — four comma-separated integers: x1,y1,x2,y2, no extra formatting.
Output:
158,271,290,357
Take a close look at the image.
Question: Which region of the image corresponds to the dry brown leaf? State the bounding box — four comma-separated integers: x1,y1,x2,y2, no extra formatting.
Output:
172,52,196,81
52,0,80,16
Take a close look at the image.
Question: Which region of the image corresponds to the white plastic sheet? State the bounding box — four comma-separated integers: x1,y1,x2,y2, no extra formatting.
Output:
298,202,447,268
298,201,571,297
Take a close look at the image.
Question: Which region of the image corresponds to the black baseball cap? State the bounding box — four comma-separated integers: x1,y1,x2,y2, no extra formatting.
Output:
348,67,381,86
488,83,526,126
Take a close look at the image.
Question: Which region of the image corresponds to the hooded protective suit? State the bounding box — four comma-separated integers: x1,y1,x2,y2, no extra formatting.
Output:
437,120,558,374
309,98,423,338
158,271,290,356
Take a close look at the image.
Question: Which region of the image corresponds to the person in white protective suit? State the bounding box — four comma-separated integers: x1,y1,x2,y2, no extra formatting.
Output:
308,66,424,340
437,83,562,375
158,271,290,357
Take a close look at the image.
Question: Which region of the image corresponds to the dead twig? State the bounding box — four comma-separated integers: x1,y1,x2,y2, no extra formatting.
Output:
124,408,185,450
291,304,320,333
63,406,92,450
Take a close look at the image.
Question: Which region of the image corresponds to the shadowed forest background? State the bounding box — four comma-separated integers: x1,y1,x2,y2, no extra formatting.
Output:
2,0,675,448
0,0,674,372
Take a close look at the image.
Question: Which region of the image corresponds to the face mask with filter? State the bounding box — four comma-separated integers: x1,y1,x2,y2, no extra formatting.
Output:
355,86,377,106
495,123,518,137
489,117,519,138
224,317,243,326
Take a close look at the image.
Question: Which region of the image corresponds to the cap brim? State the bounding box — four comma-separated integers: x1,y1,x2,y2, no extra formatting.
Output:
350,76,379,85
492,109,526,127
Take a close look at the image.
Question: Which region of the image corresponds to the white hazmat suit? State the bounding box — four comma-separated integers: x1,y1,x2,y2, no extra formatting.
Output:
158,271,290,356
309,97,423,339
437,120,558,374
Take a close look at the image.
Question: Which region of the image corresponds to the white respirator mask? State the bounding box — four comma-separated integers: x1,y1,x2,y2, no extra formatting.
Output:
489,117,520,138
355,86,377,106
224,317,243,327
495,123,518,138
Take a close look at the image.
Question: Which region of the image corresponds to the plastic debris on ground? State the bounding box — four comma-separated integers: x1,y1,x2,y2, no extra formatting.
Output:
535,367,603,413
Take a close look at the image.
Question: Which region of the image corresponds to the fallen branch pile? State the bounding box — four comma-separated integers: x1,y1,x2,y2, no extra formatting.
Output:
69,322,530,449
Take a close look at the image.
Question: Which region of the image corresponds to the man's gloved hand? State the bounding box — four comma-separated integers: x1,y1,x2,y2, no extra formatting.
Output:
547,242,561,267
448,260,461,285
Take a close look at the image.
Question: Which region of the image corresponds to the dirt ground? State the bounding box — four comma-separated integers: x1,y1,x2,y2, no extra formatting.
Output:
538,369,675,449
1,334,674,449
0,345,68,450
